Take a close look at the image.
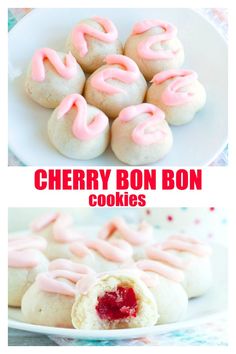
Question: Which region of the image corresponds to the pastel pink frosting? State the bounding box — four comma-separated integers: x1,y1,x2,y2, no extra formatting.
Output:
118,103,167,145
132,19,178,60
31,48,77,82
90,54,140,94
145,235,211,273
36,259,95,297
8,236,47,268
136,235,211,284
56,94,109,140
31,212,84,243
148,235,212,258
99,217,153,246
151,69,198,106
72,16,118,57
70,238,133,263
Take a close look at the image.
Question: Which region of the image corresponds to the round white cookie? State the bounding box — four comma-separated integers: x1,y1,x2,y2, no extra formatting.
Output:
145,235,213,299
136,259,188,324
72,271,158,330
21,280,75,328
66,17,123,73
48,94,110,160
8,252,48,307
98,217,155,260
172,251,213,298
84,55,147,119
30,212,85,260
111,104,173,165
25,49,85,109
124,20,184,81
22,259,95,327
146,70,206,125
147,274,188,324
70,250,134,273
69,239,134,273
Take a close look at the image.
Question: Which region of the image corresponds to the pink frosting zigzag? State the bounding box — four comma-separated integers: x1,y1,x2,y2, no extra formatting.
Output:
56,94,109,140
118,103,166,145
99,217,153,245
36,259,95,297
8,236,47,268
151,69,198,106
90,54,140,94
70,238,133,263
72,16,118,57
31,211,84,243
132,19,178,60
31,48,77,82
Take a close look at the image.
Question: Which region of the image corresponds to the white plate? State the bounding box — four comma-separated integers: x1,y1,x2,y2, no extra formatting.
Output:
8,242,227,340
8,8,227,166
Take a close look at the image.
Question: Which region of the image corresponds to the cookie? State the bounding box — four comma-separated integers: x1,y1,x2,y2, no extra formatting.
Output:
84,54,147,119
124,19,184,81
48,94,110,159
25,48,85,108
66,16,123,73
146,69,206,125
111,103,173,165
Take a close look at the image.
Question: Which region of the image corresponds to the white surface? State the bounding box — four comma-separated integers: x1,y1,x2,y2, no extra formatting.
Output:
8,8,227,166
8,241,227,340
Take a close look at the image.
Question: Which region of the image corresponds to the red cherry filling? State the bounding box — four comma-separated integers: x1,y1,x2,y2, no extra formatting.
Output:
96,286,138,321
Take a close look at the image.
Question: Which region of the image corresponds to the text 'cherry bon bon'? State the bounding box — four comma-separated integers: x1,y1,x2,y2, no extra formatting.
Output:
34,168,202,206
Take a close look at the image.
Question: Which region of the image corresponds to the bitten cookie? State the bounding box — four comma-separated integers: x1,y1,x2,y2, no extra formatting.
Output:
124,19,184,81
30,212,84,260
111,103,173,165
48,94,110,160
25,48,85,108
146,69,206,125
8,236,49,307
99,217,154,260
71,270,158,329
66,16,123,73
146,235,212,298
84,54,147,119
21,259,94,328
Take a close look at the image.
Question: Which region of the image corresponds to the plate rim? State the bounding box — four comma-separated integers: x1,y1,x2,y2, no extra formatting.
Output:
8,311,227,340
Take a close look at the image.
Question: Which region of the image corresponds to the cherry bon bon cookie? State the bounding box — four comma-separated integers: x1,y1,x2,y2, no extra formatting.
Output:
72,270,158,330
124,19,184,81
84,54,147,119
8,236,48,307
146,69,206,125
99,217,154,260
146,235,212,298
48,94,110,160
25,48,85,108
69,239,134,272
66,16,123,73
31,212,84,260
21,259,94,328
136,257,188,324
111,103,173,165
